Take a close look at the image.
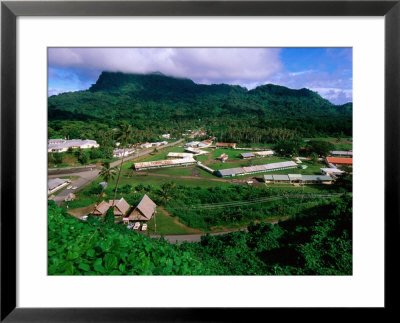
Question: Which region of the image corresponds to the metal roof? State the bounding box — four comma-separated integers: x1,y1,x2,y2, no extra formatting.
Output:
264,161,297,170
302,175,332,181
330,151,353,156
321,168,344,173
217,167,245,176
241,153,255,158
48,178,69,191
135,157,196,169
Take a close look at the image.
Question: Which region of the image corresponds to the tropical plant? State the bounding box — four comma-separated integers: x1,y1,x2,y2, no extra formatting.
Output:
112,122,134,205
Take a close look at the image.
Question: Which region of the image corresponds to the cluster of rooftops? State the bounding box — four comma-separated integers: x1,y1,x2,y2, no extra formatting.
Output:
92,194,156,222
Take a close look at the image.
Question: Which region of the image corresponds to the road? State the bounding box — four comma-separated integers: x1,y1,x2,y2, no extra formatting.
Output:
48,138,184,205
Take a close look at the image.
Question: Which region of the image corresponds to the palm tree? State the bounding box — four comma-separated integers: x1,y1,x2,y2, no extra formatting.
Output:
95,162,117,206
157,181,176,205
112,122,134,205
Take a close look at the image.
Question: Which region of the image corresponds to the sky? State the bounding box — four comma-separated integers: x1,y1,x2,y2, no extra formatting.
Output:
48,47,352,105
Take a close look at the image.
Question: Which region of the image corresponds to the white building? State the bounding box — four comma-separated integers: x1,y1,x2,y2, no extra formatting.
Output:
113,148,135,158
48,178,71,194
140,142,152,149
48,139,99,153
161,134,170,139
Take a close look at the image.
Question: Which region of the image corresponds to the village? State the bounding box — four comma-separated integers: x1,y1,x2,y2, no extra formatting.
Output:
48,130,352,236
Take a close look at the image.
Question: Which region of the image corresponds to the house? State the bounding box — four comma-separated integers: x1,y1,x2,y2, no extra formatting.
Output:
215,142,237,149
240,153,255,159
326,157,353,166
216,153,228,162
108,197,130,217
161,134,170,139
91,200,111,216
47,178,71,194
128,194,157,221
92,198,130,217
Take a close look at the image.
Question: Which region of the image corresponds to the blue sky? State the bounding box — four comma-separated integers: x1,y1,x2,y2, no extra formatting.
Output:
48,47,352,104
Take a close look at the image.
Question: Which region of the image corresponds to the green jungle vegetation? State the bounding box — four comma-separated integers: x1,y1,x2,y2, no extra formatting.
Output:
48,193,352,275
48,71,353,275
48,72,352,145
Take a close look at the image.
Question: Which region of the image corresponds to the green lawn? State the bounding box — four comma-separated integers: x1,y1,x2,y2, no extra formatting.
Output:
304,137,353,151
146,208,203,235
146,167,194,176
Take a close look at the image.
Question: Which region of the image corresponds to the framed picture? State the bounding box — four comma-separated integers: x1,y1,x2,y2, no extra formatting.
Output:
1,0,398,320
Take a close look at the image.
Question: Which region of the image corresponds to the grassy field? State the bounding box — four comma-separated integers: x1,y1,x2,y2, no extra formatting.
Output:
212,148,253,160
305,137,353,151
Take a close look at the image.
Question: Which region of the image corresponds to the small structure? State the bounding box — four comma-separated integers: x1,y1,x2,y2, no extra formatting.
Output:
215,142,237,149
91,200,111,216
161,134,170,139
326,157,353,166
108,197,130,217
240,152,255,159
47,178,71,194
198,140,213,148
216,153,228,162
64,192,76,202
128,194,157,222
134,157,196,171
185,141,200,147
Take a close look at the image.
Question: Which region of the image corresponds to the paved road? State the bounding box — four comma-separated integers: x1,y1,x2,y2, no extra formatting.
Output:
149,228,249,244
48,139,184,205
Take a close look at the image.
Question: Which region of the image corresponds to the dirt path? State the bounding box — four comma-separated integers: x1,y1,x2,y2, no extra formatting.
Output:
158,206,203,234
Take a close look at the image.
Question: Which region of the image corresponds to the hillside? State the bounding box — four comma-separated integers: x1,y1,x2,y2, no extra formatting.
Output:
48,71,352,141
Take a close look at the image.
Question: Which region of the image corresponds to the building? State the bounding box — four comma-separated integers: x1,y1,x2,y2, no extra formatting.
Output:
330,151,353,157
216,153,228,162
240,153,255,159
134,157,196,171
91,200,111,216
47,178,71,194
215,142,237,149
161,134,170,139
197,140,213,148
264,174,333,184
140,142,152,149
184,147,208,155
108,198,130,217
216,161,297,177
128,194,157,221
91,198,130,217
48,139,99,153
254,150,275,157
321,168,345,176
167,152,194,159
185,141,200,147
113,148,135,158
326,157,353,166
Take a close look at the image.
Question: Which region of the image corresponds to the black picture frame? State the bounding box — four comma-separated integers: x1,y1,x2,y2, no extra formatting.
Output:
1,0,399,321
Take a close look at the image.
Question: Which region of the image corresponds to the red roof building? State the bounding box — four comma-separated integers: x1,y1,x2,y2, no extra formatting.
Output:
326,157,353,165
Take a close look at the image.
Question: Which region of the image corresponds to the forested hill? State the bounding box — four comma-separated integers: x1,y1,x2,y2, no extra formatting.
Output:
48,71,352,140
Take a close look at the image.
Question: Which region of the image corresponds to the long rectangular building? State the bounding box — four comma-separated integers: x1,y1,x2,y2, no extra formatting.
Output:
134,158,196,171
264,174,333,184
216,161,297,177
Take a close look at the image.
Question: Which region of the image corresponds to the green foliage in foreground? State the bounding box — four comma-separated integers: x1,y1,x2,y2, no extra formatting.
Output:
48,201,207,275
181,194,353,275
49,193,352,275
